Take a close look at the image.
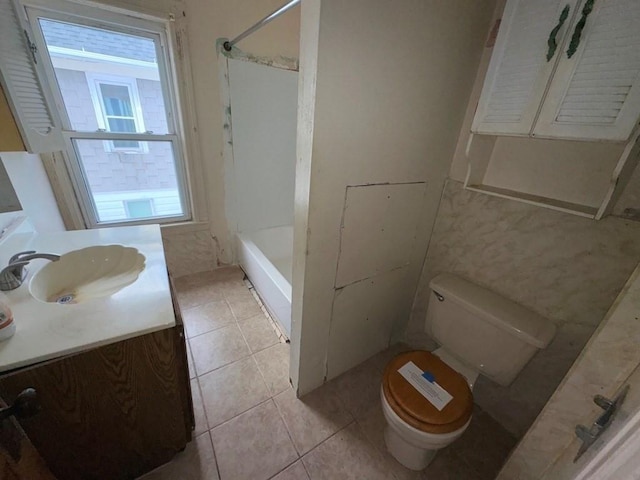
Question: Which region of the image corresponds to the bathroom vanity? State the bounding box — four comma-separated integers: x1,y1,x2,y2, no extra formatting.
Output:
0,221,194,480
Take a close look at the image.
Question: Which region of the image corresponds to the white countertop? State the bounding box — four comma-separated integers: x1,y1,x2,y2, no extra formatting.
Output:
0,224,175,372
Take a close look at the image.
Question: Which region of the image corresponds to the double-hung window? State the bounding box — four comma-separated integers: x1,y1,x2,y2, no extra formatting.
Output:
21,1,191,226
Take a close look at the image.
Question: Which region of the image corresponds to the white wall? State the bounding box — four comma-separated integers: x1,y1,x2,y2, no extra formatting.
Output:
0,160,20,212
291,0,497,394
1,152,65,233
228,59,298,234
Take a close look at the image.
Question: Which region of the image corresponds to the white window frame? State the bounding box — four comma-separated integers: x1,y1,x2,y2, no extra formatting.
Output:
85,72,148,153
22,0,192,228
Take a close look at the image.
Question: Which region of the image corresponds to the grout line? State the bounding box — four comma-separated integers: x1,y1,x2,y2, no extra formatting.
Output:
194,347,253,379
207,429,223,480
185,319,237,341
302,420,357,460
208,397,274,432
193,376,213,433
266,457,304,480
272,389,302,458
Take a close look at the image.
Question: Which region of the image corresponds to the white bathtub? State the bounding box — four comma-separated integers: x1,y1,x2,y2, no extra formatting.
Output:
236,226,292,337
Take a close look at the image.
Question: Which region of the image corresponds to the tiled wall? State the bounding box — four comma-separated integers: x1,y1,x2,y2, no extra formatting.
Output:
406,179,640,437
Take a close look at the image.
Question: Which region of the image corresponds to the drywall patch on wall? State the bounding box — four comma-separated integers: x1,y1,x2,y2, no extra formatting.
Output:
335,182,426,288
327,265,412,379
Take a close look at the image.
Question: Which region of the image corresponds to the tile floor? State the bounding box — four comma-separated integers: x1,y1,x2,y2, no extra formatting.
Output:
139,267,517,480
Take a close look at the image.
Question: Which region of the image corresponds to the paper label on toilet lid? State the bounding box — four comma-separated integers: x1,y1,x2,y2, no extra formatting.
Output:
398,361,453,411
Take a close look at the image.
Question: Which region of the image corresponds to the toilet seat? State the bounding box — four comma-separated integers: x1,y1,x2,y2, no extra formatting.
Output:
382,351,473,434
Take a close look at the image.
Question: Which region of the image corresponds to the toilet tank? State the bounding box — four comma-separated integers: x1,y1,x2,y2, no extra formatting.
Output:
425,273,556,386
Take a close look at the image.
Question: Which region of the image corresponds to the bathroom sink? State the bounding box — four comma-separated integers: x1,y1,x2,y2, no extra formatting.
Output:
29,245,146,304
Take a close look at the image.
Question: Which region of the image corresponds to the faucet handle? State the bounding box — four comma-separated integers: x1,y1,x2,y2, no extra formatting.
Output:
9,251,36,264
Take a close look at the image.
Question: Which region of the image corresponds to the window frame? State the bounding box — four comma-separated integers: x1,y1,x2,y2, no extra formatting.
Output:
85,72,148,153
23,1,192,228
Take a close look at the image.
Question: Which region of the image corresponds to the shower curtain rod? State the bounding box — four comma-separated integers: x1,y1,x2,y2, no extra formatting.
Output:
223,0,300,51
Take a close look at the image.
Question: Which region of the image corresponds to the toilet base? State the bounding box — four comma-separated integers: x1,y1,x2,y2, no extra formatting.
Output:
384,425,437,470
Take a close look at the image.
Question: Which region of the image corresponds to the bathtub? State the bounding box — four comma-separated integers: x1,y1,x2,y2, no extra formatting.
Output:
236,226,292,337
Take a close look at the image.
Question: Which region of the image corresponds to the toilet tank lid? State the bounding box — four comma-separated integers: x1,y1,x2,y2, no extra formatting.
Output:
429,274,556,349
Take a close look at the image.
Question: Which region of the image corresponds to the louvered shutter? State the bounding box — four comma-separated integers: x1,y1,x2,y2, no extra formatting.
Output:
472,0,581,136
534,0,640,141
0,0,63,153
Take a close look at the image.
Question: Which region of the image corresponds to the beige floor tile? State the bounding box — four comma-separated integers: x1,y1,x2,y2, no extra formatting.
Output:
254,343,291,396
302,423,393,480
274,384,353,455
191,379,209,435
199,356,270,427
177,284,226,310
225,290,263,321
439,406,516,480
211,400,298,480
327,357,383,420
238,314,279,353
356,401,421,480
420,448,482,480
187,341,196,379
190,324,250,375
216,278,251,295
183,301,235,338
271,461,309,480
137,432,219,480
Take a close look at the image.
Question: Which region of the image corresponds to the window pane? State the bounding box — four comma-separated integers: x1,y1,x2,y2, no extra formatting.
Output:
107,118,136,133
72,139,184,223
39,19,169,134
100,84,133,116
126,199,154,219
112,139,140,149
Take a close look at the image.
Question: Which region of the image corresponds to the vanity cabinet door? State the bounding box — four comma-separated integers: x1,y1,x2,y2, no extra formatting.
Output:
0,326,192,480
533,0,640,141
472,0,581,136
0,415,57,479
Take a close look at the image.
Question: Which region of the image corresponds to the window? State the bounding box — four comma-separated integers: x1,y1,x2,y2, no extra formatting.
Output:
24,4,190,227
125,199,154,219
86,74,146,152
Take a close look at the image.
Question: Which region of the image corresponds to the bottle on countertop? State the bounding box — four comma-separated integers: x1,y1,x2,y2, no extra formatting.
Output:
0,299,15,341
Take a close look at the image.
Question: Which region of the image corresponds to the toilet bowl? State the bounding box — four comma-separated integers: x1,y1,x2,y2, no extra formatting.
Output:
380,273,557,470
380,350,473,470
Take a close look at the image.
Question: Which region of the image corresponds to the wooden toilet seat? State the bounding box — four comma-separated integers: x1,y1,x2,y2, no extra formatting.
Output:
382,351,473,434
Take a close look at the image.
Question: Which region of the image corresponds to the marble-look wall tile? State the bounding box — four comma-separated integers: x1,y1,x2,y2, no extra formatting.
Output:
407,179,640,437
498,265,640,480
161,229,219,278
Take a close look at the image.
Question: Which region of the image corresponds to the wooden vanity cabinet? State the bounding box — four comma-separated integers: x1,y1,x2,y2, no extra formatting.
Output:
0,283,194,480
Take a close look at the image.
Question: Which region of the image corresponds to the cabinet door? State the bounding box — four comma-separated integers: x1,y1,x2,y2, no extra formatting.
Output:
472,0,581,136
0,328,190,480
534,0,640,141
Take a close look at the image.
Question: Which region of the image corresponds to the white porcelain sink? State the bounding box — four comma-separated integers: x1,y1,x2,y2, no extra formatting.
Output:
29,245,146,304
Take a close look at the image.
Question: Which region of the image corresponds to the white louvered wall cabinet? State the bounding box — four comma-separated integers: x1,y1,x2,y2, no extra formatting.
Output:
465,0,640,219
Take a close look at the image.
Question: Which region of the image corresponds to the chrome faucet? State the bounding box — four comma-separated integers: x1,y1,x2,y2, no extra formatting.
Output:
0,251,61,291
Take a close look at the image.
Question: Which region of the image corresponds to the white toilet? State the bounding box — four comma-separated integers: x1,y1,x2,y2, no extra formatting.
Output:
381,273,556,470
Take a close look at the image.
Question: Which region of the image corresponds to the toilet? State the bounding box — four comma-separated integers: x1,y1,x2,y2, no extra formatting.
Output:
381,273,556,470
